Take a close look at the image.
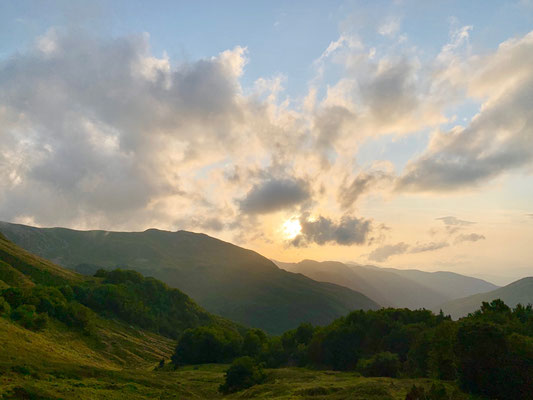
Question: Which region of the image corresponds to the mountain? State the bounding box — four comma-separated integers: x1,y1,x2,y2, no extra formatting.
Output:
0,231,237,337
371,265,499,301
276,259,498,310
439,277,533,319
0,222,379,334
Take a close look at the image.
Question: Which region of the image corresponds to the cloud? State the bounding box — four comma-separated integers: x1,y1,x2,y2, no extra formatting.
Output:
436,216,475,234
368,240,449,262
397,31,533,192
338,170,393,209
378,17,401,37
291,213,372,247
410,241,449,253
436,216,474,226
455,233,486,244
238,178,311,215
0,30,249,228
368,242,409,262
174,216,226,232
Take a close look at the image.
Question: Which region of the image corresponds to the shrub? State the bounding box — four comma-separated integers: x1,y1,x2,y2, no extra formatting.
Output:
405,384,450,400
11,304,48,331
357,351,400,377
219,356,266,394
0,296,11,317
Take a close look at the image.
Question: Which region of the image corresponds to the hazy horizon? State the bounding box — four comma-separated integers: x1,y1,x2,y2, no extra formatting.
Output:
1,1,532,284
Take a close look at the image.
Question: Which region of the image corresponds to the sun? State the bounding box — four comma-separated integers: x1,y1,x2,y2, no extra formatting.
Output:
282,218,302,240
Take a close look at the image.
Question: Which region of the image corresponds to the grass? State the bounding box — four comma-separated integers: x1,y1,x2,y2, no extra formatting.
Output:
0,362,471,400
0,311,471,399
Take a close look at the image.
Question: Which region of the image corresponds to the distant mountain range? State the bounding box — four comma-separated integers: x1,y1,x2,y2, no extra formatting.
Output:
275,259,499,310
0,222,379,334
439,277,533,319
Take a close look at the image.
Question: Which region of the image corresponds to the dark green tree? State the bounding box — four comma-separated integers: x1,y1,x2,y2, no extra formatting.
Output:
171,326,242,365
455,321,507,398
357,351,401,377
219,356,266,394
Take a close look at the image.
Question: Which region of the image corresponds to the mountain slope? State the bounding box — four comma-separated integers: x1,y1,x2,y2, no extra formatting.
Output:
372,265,499,301
0,222,379,334
0,233,249,399
0,231,238,336
277,259,498,310
439,277,533,319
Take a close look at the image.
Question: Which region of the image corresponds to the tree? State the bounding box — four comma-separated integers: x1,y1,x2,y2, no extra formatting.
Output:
357,351,401,377
219,356,266,394
455,321,507,398
171,327,242,365
242,328,267,357
428,321,457,380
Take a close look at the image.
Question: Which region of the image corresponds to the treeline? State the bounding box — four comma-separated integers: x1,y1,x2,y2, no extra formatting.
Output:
172,300,533,399
0,268,233,339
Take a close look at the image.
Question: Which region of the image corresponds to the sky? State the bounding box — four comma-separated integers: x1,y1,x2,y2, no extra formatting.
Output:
1,0,532,284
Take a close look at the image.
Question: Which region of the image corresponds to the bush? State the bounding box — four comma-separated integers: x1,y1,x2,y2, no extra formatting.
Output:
357,351,400,377
219,356,266,394
11,304,48,331
0,296,11,317
405,384,450,400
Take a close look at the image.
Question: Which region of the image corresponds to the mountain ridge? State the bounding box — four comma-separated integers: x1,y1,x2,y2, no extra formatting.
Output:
275,258,499,310
439,276,533,318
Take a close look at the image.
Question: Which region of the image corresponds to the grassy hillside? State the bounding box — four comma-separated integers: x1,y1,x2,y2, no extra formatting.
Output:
277,259,497,310
440,277,533,319
0,222,379,334
0,231,237,336
0,362,470,400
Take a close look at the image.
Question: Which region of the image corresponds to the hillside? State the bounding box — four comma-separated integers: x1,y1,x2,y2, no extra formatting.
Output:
0,222,379,334
277,259,497,309
0,232,231,397
439,277,533,319
373,265,499,301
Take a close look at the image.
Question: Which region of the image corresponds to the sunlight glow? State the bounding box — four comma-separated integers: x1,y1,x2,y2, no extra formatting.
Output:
282,218,302,240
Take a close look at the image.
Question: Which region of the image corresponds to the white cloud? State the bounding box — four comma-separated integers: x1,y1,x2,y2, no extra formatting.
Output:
378,17,401,37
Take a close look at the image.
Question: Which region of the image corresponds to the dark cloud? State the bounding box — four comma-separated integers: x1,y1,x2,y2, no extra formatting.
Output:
368,242,409,262
361,58,419,125
455,233,486,244
239,178,311,215
338,171,392,209
291,213,372,247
